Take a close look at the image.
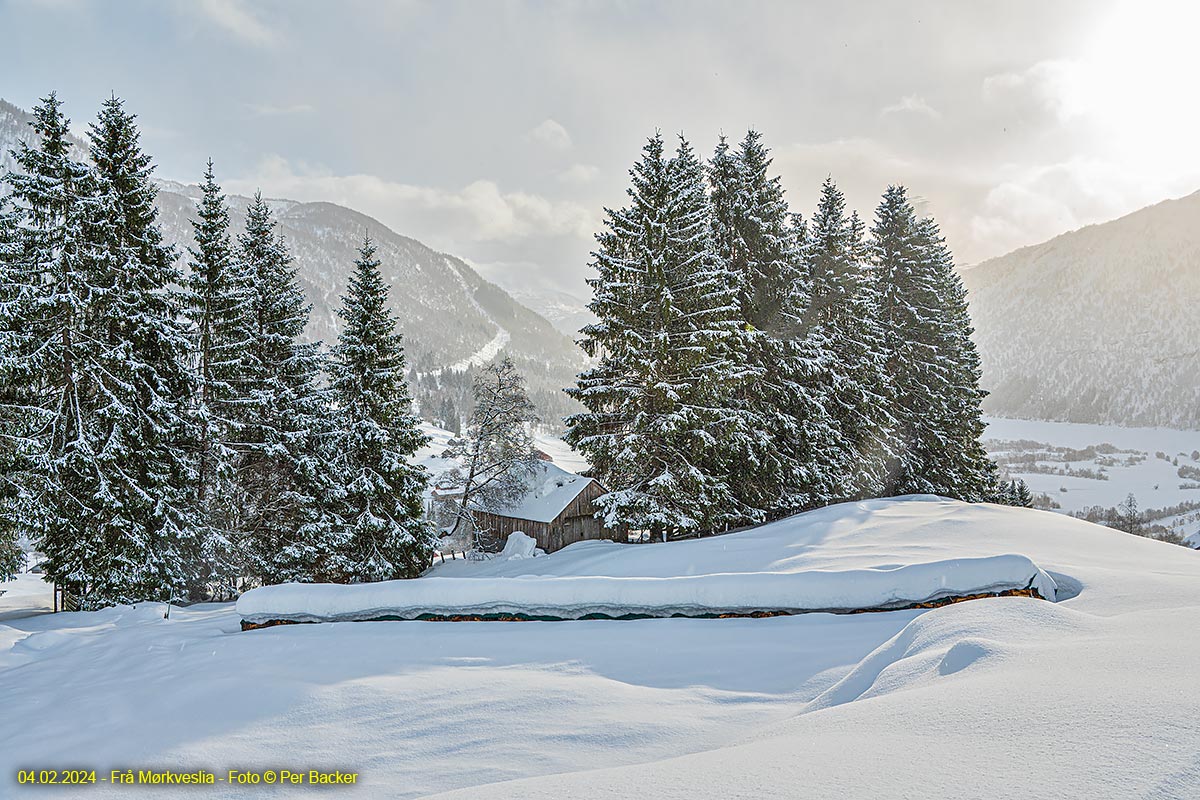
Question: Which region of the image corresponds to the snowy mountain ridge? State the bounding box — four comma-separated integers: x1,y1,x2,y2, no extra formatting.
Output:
963,189,1200,429
8,95,1199,430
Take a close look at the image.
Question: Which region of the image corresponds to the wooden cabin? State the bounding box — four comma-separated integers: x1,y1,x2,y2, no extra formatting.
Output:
469,462,624,553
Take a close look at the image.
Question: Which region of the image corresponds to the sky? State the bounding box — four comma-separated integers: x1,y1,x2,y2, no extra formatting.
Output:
3,0,1199,302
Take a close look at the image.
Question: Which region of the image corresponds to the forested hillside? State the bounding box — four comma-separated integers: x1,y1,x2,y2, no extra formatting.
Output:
963,191,1200,429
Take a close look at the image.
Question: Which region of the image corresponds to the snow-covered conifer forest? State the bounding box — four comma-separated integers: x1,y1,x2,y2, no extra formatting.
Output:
0,95,434,604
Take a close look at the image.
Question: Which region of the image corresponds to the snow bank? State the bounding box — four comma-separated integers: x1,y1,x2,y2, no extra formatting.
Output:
499,531,540,559
237,554,1055,624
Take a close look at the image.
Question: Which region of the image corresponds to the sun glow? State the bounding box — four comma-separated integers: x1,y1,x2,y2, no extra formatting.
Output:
1077,0,1200,177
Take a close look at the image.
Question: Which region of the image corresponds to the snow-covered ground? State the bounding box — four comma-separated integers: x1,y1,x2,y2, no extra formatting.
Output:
2,497,1198,798
447,326,510,373
412,422,461,484
985,417,1200,454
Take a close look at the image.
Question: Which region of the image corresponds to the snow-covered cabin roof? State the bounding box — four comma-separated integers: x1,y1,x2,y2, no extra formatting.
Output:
476,461,596,524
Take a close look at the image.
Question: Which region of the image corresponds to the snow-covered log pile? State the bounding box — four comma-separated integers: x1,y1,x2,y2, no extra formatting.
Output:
238,500,1061,627
238,556,1054,627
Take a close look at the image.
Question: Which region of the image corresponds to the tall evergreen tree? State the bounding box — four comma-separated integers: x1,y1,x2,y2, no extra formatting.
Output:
237,192,343,585
708,131,798,334
803,178,895,499
330,234,432,581
566,133,745,536
871,186,995,500
3,94,199,606
707,131,838,517
911,214,996,498
80,95,201,604
4,94,110,607
0,198,30,579
182,160,256,596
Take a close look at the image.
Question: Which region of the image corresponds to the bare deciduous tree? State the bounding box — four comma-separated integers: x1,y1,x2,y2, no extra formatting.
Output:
444,357,539,553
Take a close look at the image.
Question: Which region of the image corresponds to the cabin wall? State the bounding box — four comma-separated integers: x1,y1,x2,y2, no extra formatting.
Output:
553,482,616,550
470,511,550,549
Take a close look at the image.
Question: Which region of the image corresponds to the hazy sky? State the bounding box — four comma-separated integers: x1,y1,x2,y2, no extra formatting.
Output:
3,0,1198,300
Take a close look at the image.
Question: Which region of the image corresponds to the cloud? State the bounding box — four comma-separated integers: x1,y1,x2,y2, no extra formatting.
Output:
880,94,940,119
244,102,316,117
195,0,279,47
776,137,922,203
967,157,1187,261
557,163,599,184
982,60,1086,122
226,155,598,246
527,119,572,151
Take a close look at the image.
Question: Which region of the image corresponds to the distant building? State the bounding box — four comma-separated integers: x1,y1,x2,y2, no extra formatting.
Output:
439,461,624,553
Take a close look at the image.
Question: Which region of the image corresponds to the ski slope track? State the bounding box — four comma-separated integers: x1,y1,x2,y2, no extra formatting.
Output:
447,326,510,373
443,255,511,372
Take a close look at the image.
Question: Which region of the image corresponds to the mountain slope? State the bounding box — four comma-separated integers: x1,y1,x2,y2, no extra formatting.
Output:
1,99,585,422
962,190,1200,429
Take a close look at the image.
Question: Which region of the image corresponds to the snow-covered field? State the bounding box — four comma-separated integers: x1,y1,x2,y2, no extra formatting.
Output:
985,417,1200,455
2,497,1198,797
985,417,1200,538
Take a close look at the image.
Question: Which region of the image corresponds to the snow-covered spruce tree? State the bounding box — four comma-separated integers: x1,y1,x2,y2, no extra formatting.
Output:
871,186,996,500
802,178,895,500
993,478,1033,508
566,133,745,537
1012,478,1033,507
913,214,996,499
330,234,432,580
182,160,256,597
2,94,101,602
0,198,30,579
709,131,798,333
446,356,539,552
78,95,202,604
236,192,343,585
707,131,840,518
